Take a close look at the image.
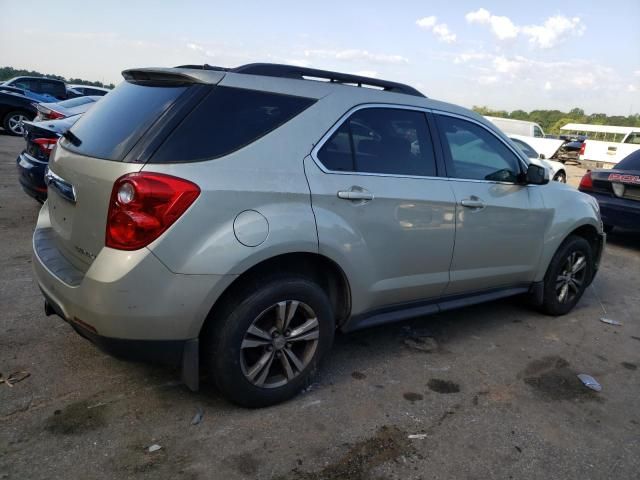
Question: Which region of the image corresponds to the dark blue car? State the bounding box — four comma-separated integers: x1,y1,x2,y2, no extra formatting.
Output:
579,150,640,233
16,115,80,202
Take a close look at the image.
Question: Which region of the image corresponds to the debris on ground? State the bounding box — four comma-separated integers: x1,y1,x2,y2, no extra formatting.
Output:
191,407,204,425
0,371,30,388
403,334,439,353
148,444,162,453
408,434,428,439
577,374,602,392
600,317,622,326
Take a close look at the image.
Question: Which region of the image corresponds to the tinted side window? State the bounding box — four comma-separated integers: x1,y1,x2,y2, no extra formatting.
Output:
616,150,640,170
437,115,522,182
152,87,315,163
40,80,66,97
533,125,544,138
317,108,437,176
13,79,38,91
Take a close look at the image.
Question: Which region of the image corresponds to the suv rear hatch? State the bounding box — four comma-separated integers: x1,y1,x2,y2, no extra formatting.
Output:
45,70,223,272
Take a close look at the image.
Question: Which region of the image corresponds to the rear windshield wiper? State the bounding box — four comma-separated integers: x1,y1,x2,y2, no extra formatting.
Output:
62,130,82,146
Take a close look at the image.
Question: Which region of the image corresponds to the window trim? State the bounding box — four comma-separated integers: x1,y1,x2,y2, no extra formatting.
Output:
310,103,443,180
431,109,530,185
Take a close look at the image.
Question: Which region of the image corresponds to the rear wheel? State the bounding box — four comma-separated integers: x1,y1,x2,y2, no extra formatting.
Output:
3,111,31,136
540,235,593,316
204,276,334,407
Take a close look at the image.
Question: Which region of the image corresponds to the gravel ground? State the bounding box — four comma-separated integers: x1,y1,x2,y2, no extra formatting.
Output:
1,133,639,480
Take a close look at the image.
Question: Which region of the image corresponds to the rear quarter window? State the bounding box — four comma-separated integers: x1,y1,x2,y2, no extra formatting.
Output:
150,87,315,163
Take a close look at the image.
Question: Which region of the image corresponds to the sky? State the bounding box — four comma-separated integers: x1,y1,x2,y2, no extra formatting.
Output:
1,0,639,115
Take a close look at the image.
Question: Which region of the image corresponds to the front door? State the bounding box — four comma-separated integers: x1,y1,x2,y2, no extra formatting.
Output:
434,113,547,295
305,106,457,315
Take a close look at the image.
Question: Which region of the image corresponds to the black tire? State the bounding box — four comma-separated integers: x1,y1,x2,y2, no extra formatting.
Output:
204,275,334,408
540,235,593,316
2,111,32,136
553,171,567,183
603,224,614,234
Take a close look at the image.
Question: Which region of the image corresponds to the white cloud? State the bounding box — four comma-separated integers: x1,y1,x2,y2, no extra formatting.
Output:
416,16,457,43
303,49,408,64
416,16,437,28
465,9,585,47
627,84,637,92
522,16,585,49
453,52,489,64
432,24,457,44
478,75,499,85
465,8,519,40
544,81,552,91
633,69,640,77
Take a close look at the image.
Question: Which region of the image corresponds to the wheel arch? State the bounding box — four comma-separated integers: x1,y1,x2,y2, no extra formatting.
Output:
199,252,352,338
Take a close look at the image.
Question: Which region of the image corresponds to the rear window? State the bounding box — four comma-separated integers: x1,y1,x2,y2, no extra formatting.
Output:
62,81,187,160
56,96,96,108
616,150,640,170
150,87,315,163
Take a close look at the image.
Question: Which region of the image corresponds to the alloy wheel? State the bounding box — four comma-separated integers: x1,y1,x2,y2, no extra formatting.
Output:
240,300,319,388
555,251,587,303
8,114,27,135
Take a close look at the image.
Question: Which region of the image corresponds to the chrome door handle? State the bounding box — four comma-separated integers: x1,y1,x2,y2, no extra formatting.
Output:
460,199,485,209
337,189,374,201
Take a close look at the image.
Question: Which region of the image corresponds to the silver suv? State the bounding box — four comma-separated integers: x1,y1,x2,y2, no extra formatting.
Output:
33,64,605,407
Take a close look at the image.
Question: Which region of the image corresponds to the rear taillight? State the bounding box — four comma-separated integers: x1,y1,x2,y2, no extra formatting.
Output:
106,173,200,250
37,105,65,120
579,171,593,190
579,142,586,156
33,137,58,157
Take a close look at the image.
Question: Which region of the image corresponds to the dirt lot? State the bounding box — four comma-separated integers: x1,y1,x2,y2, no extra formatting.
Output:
1,133,639,479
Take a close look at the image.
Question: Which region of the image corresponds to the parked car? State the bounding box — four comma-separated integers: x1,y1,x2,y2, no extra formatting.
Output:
509,136,567,182
0,89,37,135
0,85,58,103
68,84,111,96
33,63,605,407
34,96,100,121
16,115,82,202
578,150,640,233
2,76,67,100
485,116,546,138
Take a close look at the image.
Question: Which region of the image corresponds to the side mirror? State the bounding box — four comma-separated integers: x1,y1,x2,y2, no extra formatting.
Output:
526,163,550,185
538,153,546,160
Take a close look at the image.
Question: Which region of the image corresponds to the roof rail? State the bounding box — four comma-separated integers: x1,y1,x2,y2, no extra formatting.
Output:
174,62,425,97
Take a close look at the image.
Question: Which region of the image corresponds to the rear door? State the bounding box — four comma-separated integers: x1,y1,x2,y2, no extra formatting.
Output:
305,106,456,313
434,113,547,295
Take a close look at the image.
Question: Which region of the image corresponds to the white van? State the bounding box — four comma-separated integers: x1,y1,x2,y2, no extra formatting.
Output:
561,123,640,168
485,116,545,138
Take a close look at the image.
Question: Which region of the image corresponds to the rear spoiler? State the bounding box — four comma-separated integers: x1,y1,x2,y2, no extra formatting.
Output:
121,68,226,86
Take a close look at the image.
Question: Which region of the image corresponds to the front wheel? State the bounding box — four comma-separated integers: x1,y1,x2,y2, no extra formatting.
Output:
553,171,567,183
205,276,334,407
540,235,593,316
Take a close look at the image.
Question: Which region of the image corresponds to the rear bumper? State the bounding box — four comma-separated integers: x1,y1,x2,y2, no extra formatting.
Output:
584,191,640,229
32,204,236,343
16,151,47,201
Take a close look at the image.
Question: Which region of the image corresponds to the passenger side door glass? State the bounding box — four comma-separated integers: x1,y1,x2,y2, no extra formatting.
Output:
533,126,544,138
317,108,437,177
437,115,522,183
